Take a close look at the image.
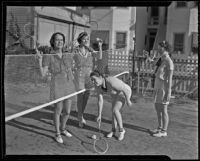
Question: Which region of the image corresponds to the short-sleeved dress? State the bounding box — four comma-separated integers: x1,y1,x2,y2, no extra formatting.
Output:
73,47,95,90
154,52,174,104
42,51,75,100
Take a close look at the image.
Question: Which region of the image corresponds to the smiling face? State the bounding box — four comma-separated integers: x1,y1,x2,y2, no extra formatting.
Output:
54,34,64,50
80,35,90,47
90,75,103,86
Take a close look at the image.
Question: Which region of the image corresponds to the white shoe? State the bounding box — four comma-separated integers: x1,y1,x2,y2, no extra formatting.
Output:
118,129,126,141
61,130,72,137
78,118,87,128
153,131,167,137
106,131,115,138
55,134,63,143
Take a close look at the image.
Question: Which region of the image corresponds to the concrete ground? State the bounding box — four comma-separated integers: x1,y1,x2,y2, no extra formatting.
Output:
5,87,198,159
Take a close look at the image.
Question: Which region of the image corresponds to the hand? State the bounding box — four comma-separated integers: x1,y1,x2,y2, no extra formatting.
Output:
96,115,101,123
35,49,43,60
163,91,171,103
143,50,149,58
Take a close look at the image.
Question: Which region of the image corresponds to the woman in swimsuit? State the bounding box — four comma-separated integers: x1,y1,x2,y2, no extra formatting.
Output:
90,70,132,141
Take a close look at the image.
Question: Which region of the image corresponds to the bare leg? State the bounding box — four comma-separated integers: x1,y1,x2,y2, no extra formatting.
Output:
161,104,169,131
81,90,90,120
54,101,63,134
155,103,162,129
61,99,72,130
77,93,83,122
111,99,118,131
112,96,125,131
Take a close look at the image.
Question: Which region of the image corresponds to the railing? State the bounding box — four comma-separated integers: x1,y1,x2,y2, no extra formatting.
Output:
132,52,198,96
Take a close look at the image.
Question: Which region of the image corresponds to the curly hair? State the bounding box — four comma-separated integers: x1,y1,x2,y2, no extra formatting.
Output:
49,32,65,49
158,40,171,52
77,32,88,44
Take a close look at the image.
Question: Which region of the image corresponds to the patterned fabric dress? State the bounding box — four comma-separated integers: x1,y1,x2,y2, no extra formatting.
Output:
42,51,75,101
73,47,95,91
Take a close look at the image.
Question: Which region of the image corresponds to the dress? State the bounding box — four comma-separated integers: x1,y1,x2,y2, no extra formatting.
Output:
73,47,95,90
42,51,75,100
154,52,174,104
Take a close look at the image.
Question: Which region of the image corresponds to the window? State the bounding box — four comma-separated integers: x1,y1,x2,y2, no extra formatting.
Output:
191,32,198,54
173,33,184,53
176,2,187,8
116,32,127,49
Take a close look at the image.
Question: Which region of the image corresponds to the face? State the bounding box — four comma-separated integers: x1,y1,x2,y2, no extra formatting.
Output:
54,34,64,50
90,75,103,86
80,35,90,47
158,44,164,55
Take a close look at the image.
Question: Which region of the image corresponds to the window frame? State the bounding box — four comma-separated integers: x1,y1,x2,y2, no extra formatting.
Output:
115,31,127,49
173,32,185,54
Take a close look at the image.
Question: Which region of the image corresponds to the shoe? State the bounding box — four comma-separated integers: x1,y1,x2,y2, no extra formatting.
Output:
106,131,115,138
151,127,162,134
153,131,167,137
82,118,87,124
118,129,126,141
78,118,87,128
61,130,72,137
55,133,63,143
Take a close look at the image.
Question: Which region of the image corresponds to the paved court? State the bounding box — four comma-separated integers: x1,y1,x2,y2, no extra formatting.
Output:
5,93,198,159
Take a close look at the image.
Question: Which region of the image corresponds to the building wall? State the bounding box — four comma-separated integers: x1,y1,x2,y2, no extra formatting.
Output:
6,6,90,52
112,7,132,50
90,8,113,49
166,1,197,57
135,7,148,53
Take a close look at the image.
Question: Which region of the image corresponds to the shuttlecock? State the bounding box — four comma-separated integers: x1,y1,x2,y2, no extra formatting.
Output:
92,134,97,139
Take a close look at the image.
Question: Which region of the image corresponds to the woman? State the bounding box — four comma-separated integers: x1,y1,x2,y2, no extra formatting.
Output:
73,32,103,128
152,40,174,137
37,32,75,143
90,70,132,141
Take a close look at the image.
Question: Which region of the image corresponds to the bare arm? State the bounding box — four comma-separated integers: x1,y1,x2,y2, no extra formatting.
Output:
165,70,173,102
96,88,104,122
91,41,103,59
36,51,49,77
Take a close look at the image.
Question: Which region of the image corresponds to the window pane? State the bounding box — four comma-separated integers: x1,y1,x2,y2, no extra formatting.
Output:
176,2,187,7
116,32,126,49
174,33,184,52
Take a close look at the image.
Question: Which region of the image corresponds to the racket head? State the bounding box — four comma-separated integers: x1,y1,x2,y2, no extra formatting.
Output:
23,22,37,49
93,136,109,154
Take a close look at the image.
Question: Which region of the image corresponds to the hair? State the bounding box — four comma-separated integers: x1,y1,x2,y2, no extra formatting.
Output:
90,70,104,78
77,32,88,44
158,40,171,52
49,32,65,49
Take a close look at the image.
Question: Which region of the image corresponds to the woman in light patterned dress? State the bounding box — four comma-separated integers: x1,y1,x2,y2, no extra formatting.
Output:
37,32,75,143
73,32,103,128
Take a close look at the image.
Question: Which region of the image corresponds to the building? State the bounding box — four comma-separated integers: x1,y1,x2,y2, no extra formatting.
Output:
6,6,90,53
77,7,136,51
135,1,198,58
166,1,198,58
